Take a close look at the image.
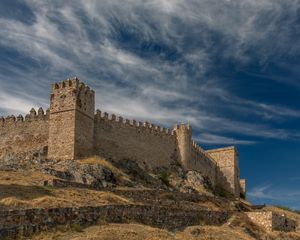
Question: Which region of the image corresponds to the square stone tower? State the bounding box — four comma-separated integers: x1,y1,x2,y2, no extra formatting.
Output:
48,77,95,160
206,146,240,197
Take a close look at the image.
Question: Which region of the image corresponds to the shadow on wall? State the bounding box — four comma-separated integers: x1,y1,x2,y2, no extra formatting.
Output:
215,170,234,198
0,184,53,201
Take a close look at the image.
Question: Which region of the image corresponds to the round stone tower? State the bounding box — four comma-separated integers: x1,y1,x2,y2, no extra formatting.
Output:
174,123,192,170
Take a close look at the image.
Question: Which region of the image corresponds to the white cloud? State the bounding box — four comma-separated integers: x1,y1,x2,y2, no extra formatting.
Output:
194,133,256,145
0,0,299,143
0,90,47,115
248,183,300,209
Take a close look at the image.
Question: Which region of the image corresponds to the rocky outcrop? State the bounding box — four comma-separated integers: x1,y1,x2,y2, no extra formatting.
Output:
43,162,116,188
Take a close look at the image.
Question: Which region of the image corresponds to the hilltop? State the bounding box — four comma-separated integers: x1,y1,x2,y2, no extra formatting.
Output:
0,156,299,240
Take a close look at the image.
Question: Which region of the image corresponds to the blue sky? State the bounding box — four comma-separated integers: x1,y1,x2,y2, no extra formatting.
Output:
0,0,299,209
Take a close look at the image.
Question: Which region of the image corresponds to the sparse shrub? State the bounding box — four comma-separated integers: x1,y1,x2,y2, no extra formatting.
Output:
70,223,84,232
213,184,234,199
158,170,171,186
240,192,246,199
197,214,206,225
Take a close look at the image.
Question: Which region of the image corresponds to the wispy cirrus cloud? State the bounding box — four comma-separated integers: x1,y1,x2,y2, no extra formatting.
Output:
194,133,256,145
0,0,299,145
248,183,300,209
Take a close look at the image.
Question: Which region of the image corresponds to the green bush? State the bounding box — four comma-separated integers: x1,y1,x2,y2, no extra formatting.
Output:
70,223,84,232
213,184,234,199
158,170,171,186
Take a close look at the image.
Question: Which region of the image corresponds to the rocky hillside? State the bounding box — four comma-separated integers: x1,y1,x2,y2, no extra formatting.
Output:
0,156,299,240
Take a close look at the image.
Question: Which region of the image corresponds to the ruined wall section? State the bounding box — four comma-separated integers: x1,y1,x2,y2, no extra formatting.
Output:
0,108,49,161
206,147,240,197
94,111,177,170
246,211,296,232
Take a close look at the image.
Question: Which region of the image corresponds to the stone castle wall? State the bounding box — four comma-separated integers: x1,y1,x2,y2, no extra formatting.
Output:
206,147,240,197
94,111,177,170
190,141,217,186
0,77,244,197
0,108,49,161
48,79,95,160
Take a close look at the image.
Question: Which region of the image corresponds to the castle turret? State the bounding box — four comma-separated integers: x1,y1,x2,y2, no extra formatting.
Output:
48,77,95,160
174,123,192,170
206,146,240,197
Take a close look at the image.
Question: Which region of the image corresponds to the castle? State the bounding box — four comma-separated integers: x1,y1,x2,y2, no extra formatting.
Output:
0,77,246,197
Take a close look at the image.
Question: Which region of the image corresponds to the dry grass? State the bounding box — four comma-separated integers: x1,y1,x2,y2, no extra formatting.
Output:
0,170,55,186
266,206,300,226
31,223,175,240
24,220,300,240
28,223,262,240
0,187,131,209
0,170,131,210
1,167,299,240
264,206,300,239
177,225,255,240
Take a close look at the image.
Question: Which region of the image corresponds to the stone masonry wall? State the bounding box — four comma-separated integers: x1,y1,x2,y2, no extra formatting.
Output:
0,78,243,196
94,111,177,170
190,141,217,186
246,211,273,231
0,108,49,162
272,212,297,232
0,205,230,239
206,147,240,197
48,78,95,160
246,211,296,232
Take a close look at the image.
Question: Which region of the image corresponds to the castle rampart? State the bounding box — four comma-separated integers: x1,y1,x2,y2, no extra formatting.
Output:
94,111,177,169
0,108,49,161
0,77,245,197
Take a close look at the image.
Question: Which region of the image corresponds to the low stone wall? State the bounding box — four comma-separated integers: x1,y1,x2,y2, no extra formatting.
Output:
0,205,230,239
272,212,297,232
246,211,296,232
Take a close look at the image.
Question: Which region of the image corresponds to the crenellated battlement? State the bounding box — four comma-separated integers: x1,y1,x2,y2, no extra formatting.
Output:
191,140,217,166
51,78,79,91
94,109,175,137
50,77,95,118
51,77,94,96
49,77,95,160
0,77,244,198
0,108,49,127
